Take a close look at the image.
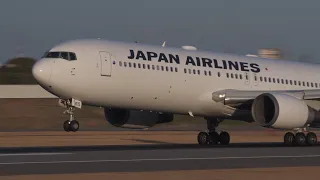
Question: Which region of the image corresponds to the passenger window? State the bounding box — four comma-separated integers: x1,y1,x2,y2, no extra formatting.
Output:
286,80,288,84
239,74,242,79
273,78,275,83
208,71,212,76
218,72,221,77
69,53,77,60
231,73,234,79
268,78,271,83
184,68,187,73
119,61,122,66
246,74,248,80
264,77,267,82
226,73,229,78
197,70,200,75
188,69,191,74
166,67,169,71
128,62,132,67
193,69,196,74
161,66,164,71
289,80,292,85
298,81,301,86
316,83,318,88
303,82,305,86
133,63,136,68
277,79,280,83
170,67,174,72
311,83,314,87
294,81,297,85
281,79,284,84
260,77,263,82
124,62,127,67
138,63,141,68
204,71,207,76
152,65,155,70
307,82,309,87
147,64,150,69
143,64,146,69
235,74,238,79
175,67,178,72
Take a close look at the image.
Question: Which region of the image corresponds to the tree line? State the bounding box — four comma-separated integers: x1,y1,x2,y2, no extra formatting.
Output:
0,57,38,84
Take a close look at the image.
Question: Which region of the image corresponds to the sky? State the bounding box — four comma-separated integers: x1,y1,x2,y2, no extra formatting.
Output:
0,0,320,63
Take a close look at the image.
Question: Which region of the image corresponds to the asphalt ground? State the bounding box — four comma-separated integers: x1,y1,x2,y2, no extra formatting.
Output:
1,141,320,176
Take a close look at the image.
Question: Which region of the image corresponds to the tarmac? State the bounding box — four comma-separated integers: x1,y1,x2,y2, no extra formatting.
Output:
0,131,319,179
1,142,320,176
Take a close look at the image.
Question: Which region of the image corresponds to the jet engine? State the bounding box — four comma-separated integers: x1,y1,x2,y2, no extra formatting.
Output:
251,93,320,129
104,108,174,129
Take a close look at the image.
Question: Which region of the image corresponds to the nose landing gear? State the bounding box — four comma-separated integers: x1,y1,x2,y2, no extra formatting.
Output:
59,99,81,132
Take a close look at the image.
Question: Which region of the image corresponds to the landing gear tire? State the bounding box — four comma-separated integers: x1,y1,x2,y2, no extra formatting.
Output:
295,132,306,146
69,120,80,132
63,120,70,132
284,132,295,146
306,132,317,146
63,120,79,132
208,132,219,145
197,132,208,145
219,131,230,145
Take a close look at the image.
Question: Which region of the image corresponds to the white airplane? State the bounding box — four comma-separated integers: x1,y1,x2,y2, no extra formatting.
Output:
32,39,320,147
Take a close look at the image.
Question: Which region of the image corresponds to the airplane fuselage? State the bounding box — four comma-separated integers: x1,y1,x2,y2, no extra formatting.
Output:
34,39,320,119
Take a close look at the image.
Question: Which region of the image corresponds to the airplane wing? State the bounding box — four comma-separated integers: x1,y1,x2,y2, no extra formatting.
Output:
212,89,320,107
0,85,56,98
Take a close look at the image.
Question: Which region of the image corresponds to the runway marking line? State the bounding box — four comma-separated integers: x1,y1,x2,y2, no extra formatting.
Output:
0,154,320,165
0,153,72,156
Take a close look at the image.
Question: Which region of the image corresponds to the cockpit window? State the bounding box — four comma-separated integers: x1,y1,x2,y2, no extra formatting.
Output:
60,52,69,60
43,51,77,61
45,52,60,58
69,52,77,60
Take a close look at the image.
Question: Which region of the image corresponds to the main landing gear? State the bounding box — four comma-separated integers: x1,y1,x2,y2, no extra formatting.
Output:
60,99,81,132
197,119,230,145
283,129,318,146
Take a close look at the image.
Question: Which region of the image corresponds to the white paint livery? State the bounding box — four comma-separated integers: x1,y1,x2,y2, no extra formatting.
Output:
31,39,320,146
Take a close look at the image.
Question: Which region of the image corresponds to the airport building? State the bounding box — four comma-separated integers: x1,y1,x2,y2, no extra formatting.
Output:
258,48,282,59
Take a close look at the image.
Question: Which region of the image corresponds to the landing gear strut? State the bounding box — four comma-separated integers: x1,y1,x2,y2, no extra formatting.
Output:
284,129,318,146
60,99,81,132
197,119,230,145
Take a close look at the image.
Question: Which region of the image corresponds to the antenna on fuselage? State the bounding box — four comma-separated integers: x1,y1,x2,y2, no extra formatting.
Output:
162,41,166,47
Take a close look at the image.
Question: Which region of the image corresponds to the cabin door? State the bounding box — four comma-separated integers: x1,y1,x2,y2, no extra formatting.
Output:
99,51,112,76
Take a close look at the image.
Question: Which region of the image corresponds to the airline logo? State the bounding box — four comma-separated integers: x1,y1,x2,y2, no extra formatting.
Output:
128,50,260,73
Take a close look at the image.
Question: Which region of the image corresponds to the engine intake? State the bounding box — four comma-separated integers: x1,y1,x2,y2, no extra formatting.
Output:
251,93,320,129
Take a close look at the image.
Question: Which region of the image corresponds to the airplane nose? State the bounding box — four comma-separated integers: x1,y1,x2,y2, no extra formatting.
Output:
32,59,52,87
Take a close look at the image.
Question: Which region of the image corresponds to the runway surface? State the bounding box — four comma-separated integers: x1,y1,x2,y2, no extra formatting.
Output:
1,143,320,176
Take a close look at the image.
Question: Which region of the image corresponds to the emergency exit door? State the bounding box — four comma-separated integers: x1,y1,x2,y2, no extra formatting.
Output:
99,51,112,76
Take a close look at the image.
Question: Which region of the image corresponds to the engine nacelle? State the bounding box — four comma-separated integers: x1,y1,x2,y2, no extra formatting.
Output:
104,108,174,129
251,93,320,129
